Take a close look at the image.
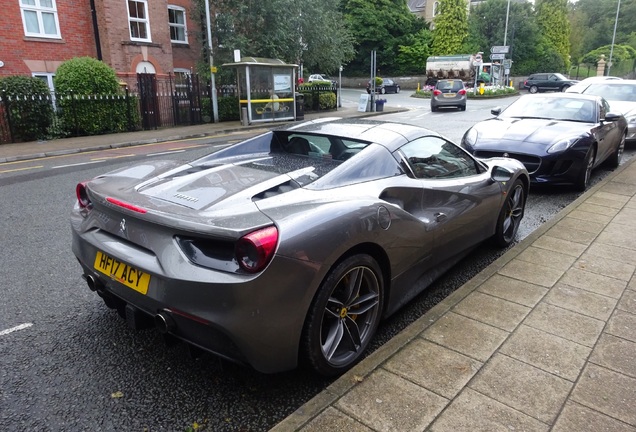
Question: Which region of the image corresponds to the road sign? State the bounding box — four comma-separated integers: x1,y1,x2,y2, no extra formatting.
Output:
503,59,513,68
490,53,505,60
490,46,510,54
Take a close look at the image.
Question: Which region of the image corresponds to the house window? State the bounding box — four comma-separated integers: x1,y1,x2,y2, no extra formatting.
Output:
127,0,151,42
32,73,56,108
433,1,440,16
20,0,61,38
168,5,187,43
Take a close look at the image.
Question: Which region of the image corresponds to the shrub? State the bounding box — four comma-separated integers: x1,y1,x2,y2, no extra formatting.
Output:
0,75,54,142
318,92,336,110
54,57,129,136
202,96,240,122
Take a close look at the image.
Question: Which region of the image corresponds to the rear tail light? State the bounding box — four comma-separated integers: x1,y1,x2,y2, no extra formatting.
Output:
433,89,442,96
76,181,92,209
235,226,278,273
458,89,467,95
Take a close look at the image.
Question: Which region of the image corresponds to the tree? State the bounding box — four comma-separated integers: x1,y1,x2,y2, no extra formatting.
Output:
535,0,571,71
466,0,542,75
343,0,431,75
202,0,355,77
431,0,469,55
569,0,636,65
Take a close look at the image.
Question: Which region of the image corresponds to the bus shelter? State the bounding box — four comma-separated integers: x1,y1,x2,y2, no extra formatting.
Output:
222,57,298,124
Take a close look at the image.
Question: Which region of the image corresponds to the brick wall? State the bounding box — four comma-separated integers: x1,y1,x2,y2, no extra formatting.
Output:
0,0,203,87
0,0,96,76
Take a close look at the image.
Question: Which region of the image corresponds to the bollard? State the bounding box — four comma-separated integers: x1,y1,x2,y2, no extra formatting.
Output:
241,107,248,126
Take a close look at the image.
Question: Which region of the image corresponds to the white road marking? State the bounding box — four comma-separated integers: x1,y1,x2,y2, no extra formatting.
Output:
0,323,33,336
147,150,186,157
53,160,105,169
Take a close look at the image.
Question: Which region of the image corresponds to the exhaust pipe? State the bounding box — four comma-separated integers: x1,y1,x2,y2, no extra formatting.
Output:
85,274,100,292
155,311,176,334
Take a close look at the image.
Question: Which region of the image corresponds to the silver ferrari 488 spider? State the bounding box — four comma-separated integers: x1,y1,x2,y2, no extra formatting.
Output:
71,118,529,376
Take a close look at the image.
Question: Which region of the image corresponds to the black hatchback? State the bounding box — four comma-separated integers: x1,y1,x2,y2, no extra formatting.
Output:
367,78,401,94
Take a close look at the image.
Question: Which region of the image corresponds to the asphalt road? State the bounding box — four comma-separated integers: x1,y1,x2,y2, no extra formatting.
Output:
1,90,633,431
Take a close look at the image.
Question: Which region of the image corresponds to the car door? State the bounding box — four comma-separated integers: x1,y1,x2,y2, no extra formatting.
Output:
396,136,503,266
594,98,621,163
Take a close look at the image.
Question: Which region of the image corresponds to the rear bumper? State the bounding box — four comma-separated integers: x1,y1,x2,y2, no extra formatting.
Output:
71,227,320,374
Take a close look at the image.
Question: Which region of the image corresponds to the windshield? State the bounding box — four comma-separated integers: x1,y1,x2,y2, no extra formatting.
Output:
583,83,636,102
501,96,597,123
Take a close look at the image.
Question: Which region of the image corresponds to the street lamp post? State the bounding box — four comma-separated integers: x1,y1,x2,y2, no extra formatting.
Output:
608,0,621,75
204,0,219,123
503,0,511,46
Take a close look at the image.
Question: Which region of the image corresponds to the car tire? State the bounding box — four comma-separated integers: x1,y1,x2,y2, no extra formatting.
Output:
492,179,525,247
607,131,626,169
380,88,386,94
396,86,400,93
301,254,384,377
529,85,538,94
575,146,596,191
561,85,570,92
460,104,466,111
431,105,438,112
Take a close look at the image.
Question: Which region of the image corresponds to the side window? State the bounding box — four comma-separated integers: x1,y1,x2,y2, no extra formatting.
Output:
399,136,481,179
600,99,609,119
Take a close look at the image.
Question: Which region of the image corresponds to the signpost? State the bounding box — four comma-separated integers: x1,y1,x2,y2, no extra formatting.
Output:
490,46,510,54
490,53,505,60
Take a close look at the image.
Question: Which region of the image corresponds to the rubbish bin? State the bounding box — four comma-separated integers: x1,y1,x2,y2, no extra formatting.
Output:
295,93,304,120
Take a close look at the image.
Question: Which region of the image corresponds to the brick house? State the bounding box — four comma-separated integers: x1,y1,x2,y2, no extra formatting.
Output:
0,0,203,90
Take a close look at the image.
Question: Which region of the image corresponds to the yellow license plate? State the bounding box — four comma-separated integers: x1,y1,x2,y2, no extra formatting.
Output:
94,251,151,295
444,93,456,97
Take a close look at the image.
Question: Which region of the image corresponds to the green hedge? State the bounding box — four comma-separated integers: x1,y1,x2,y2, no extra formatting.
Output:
0,75,54,142
54,57,131,136
202,96,240,122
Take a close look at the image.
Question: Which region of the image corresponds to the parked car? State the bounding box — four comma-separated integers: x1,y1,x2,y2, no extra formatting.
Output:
565,76,623,94
431,79,467,112
461,93,627,191
523,73,579,93
71,118,529,377
568,80,636,143
307,74,337,85
366,78,401,94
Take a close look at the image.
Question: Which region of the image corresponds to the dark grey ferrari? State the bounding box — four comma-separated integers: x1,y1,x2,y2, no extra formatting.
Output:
461,93,627,191
71,118,529,376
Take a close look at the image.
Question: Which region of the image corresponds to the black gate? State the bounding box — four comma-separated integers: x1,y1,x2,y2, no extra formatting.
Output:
137,73,159,130
136,73,205,130
171,73,203,126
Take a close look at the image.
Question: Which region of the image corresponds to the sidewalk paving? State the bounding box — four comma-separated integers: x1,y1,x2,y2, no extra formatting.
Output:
2,106,635,431
273,159,636,431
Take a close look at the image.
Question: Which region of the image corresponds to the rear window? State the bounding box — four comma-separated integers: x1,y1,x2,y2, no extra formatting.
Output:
436,80,464,91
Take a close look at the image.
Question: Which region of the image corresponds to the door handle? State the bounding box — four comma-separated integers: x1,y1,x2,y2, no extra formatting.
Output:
435,212,447,222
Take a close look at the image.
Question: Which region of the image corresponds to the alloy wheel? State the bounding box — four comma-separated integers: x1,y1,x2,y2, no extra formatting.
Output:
319,265,381,368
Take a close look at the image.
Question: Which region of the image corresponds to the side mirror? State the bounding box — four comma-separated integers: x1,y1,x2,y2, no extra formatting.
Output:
604,112,622,122
491,107,502,116
491,165,514,182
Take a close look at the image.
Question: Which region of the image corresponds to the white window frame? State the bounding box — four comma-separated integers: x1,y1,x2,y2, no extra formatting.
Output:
127,0,151,42
32,72,56,108
20,0,61,39
168,5,187,44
